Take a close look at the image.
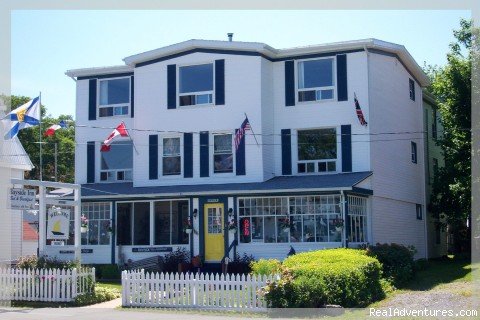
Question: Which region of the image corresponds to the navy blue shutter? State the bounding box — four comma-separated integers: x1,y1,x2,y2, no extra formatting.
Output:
167,64,176,109
200,132,209,177
149,135,158,179
285,61,295,106
341,125,352,172
235,129,246,176
337,54,348,101
130,76,134,118
215,59,225,105
88,79,97,120
87,141,95,183
281,129,292,175
184,133,193,178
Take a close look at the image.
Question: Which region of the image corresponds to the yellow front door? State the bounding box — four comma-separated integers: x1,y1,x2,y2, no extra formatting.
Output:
204,203,225,262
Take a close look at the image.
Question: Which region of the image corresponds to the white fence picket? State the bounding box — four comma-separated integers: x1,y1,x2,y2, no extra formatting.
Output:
121,270,271,310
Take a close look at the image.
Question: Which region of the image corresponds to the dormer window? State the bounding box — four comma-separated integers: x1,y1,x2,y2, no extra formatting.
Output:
98,77,130,117
298,58,335,102
179,63,213,106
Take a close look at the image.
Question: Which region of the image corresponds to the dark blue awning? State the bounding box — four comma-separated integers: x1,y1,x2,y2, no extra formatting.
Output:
80,171,372,199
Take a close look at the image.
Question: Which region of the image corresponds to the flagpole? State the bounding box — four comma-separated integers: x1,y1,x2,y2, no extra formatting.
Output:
244,113,259,147
124,121,139,155
39,92,43,181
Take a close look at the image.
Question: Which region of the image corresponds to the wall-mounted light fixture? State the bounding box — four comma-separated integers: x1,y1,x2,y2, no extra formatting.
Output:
228,208,233,218
193,209,198,219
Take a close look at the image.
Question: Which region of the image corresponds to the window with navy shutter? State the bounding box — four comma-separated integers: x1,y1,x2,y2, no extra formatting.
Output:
149,135,158,179
88,79,97,120
411,141,417,163
409,78,415,101
200,132,209,177
235,129,246,176
341,125,352,172
87,141,95,183
285,61,295,106
184,133,193,178
167,64,176,109
215,59,225,105
281,129,292,175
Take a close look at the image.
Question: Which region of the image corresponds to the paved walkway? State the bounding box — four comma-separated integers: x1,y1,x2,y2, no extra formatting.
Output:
80,298,122,309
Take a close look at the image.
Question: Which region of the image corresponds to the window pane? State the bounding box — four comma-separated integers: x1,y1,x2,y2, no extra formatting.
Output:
179,64,213,93
179,95,195,106
276,217,289,243
298,59,333,89
298,90,316,102
290,216,302,242
100,78,130,105
240,217,251,243
99,107,113,117
298,163,306,173
172,201,189,245
99,221,110,245
154,201,170,245
214,134,232,153
251,217,263,242
315,215,328,242
133,202,150,245
327,161,336,172
303,215,315,242
298,129,337,160
214,154,233,173
196,94,212,104
319,89,334,100
329,214,342,242
101,142,133,170
264,217,276,243
163,138,180,156
117,203,132,245
88,220,99,245
163,157,181,175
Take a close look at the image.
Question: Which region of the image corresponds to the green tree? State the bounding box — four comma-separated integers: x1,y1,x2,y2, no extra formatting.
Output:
427,19,476,253
2,94,75,183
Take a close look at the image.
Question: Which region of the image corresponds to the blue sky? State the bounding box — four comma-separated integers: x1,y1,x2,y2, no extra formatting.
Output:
11,10,470,118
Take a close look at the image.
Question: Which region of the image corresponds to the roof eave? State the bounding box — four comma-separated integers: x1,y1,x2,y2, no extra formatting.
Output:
65,65,134,79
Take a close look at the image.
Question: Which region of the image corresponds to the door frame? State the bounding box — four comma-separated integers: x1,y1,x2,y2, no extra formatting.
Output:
198,197,228,262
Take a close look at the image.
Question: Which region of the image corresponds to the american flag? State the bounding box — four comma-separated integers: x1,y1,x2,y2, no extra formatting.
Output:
234,117,251,151
354,94,368,126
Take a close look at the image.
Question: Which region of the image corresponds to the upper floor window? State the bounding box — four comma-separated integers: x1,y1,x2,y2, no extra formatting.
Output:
411,141,417,164
432,109,438,139
297,58,335,102
99,77,130,117
297,128,337,173
179,63,213,106
416,204,423,220
163,137,181,176
213,134,233,173
409,78,415,101
100,141,133,181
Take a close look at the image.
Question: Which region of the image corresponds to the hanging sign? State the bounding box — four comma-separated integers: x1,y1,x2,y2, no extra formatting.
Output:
47,207,70,240
9,188,36,210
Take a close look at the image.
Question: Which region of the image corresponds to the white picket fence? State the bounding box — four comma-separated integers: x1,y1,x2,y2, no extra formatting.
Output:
122,270,273,310
0,267,95,302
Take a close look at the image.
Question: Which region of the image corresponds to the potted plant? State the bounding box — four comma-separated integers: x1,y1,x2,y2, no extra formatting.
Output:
184,218,193,234
105,221,113,234
81,215,88,233
279,216,292,233
192,255,202,268
334,219,344,232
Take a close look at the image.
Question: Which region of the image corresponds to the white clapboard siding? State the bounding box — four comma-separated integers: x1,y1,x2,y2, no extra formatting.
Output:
122,270,272,310
0,267,95,302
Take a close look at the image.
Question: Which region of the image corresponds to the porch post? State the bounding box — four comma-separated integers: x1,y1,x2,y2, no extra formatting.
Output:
341,191,347,248
38,186,46,256
74,187,81,263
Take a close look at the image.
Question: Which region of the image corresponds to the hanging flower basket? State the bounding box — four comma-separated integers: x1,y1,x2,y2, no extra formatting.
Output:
185,228,193,234
279,216,292,233
81,215,88,233
334,219,344,232
81,226,88,233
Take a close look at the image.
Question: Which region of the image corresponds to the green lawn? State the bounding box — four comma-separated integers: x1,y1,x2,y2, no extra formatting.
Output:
96,281,122,291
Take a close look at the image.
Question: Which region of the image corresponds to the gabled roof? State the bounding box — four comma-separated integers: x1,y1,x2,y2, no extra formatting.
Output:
80,171,373,199
0,136,34,171
65,38,430,87
23,221,38,241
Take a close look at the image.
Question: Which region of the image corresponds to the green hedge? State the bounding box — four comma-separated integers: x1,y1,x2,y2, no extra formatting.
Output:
250,259,281,276
74,286,120,306
264,249,384,308
366,243,416,287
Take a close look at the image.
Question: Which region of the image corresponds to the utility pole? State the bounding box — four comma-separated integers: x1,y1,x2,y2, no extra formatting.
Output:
54,143,58,182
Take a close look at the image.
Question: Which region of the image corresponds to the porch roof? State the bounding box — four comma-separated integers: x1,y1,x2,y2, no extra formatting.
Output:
80,171,372,199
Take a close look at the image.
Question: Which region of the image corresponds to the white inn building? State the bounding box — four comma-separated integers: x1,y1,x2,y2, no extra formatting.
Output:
54,38,430,265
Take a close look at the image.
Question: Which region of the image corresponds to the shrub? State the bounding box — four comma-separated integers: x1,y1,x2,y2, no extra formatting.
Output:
98,264,121,280
17,256,80,270
74,286,120,306
229,253,255,274
163,248,190,273
250,259,281,276
366,243,415,287
263,249,384,308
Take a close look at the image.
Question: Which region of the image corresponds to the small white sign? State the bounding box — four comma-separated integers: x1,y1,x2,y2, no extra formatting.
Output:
47,207,70,240
10,188,36,210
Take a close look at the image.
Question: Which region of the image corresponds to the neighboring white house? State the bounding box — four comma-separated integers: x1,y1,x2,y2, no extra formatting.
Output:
56,38,430,265
0,102,35,262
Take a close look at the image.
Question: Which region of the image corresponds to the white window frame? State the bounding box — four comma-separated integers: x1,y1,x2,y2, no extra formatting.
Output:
97,76,131,118
99,139,133,183
115,199,191,247
296,57,336,104
161,135,183,177
177,62,215,107
81,202,112,246
211,132,235,175
295,127,340,175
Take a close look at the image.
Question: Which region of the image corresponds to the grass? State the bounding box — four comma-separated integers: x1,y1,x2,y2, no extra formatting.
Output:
96,280,121,291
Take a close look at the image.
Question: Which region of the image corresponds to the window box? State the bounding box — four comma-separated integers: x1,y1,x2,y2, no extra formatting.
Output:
297,58,335,103
98,77,130,117
179,63,214,106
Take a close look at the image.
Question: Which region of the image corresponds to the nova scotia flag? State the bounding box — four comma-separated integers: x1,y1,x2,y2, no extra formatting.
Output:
2,96,40,139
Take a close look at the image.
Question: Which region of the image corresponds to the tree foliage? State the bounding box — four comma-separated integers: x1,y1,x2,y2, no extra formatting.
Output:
426,19,476,253
2,94,75,183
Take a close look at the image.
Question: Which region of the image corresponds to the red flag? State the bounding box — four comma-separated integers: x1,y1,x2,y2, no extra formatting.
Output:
100,122,129,152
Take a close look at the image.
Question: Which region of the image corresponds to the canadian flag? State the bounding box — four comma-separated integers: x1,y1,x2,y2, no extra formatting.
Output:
44,120,67,137
100,122,130,152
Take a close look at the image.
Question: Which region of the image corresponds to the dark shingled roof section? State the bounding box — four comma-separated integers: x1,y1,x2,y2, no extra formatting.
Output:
81,171,372,198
